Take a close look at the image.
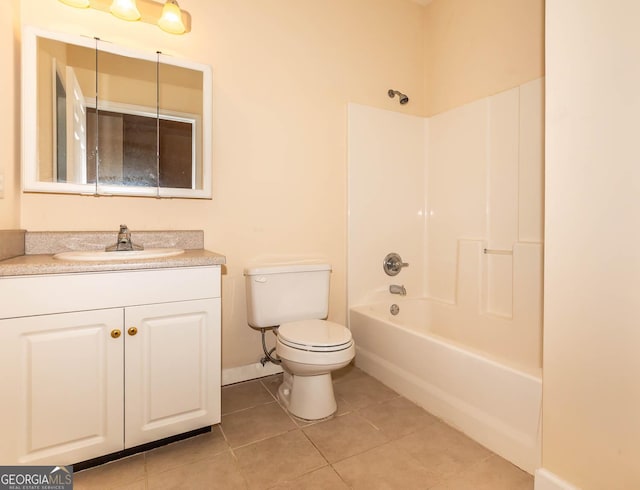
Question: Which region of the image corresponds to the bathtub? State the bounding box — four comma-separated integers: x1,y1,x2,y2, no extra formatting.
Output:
349,298,541,474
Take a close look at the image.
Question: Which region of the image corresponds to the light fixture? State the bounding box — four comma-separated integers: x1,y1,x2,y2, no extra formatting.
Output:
57,0,191,34
58,0,90,7
110,0,141,21
158,0,185,35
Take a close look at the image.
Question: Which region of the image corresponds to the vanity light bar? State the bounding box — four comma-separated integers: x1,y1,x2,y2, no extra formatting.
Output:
57,0,190,35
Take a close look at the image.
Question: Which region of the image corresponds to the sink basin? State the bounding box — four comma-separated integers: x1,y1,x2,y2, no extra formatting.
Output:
53,248,185,262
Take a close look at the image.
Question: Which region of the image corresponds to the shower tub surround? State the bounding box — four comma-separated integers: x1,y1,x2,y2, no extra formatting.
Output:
348,79,544,474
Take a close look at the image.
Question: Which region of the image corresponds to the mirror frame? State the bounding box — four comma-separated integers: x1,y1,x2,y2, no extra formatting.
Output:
22,26,213,199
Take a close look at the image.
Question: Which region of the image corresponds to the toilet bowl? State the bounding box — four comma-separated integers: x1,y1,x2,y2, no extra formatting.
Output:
276,319,355,420
244,262,356,421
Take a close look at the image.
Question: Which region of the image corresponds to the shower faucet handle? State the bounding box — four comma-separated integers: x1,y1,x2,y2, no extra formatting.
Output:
383,253,409,276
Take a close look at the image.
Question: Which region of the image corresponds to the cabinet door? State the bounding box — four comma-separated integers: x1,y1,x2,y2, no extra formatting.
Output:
0,309,124,465
124,298,221,448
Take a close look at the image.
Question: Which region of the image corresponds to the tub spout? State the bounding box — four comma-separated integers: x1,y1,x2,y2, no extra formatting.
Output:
389,284,406,296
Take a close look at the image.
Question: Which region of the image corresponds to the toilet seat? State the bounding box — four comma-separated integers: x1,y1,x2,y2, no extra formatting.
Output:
278,319,353,353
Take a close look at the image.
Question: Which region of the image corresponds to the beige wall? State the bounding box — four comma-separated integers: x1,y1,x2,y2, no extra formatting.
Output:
0,0,20,228
423,0,544,116
16,0,425,370
544,1,640,488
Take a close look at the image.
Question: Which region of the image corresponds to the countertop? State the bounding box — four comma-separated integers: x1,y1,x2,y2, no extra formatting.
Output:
0,249,226,277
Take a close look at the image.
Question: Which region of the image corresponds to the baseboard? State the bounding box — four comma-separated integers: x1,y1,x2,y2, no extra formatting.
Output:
222,362,283,386
534,469,580,490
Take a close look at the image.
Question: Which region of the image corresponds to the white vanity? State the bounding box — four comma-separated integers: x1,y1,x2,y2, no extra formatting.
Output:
6,22,223,467
0,231,224,467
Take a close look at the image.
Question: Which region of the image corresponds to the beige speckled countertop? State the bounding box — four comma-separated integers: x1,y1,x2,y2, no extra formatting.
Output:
0,229,225,277
0,249,225,277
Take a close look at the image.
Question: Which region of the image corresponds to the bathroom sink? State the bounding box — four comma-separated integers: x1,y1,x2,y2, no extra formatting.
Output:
53,248,185,262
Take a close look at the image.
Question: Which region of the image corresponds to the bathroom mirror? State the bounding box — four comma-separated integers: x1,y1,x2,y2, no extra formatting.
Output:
22,27,212,198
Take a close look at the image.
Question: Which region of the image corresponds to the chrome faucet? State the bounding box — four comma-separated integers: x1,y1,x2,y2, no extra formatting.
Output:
105,224,144,252
389,284,407,296
383,253,409,276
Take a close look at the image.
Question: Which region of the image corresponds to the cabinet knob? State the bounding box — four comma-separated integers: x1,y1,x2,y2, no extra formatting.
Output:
111,329,122,339
128,327,138,336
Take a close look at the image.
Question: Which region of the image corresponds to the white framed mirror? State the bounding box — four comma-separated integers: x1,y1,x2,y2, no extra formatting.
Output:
22,26,212,199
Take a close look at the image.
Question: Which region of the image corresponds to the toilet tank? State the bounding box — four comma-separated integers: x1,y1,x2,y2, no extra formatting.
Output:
244,263,331,328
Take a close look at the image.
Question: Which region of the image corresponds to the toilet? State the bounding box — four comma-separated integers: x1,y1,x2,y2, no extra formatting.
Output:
244,262,355,420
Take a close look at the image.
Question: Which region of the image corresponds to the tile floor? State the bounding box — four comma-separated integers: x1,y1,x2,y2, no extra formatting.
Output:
74,365,533,489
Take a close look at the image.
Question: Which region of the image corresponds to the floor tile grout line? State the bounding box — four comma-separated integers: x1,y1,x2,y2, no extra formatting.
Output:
227,425,300,452
300,416,391,468
299,425,332,466
297,428,356,489
326,438,413,483
258,374,281,401
262,463,333,490
456,451,506,476
217,421,231,445
227,446,253,490
140,432,235,483
231,428,334,490
325,438,390,466
353,407,385,432
388,425,498,489
221,398,277,417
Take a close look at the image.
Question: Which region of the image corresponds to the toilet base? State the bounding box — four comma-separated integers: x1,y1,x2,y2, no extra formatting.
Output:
278,371,337,421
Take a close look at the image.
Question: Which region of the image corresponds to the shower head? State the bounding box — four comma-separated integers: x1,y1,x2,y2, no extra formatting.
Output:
388,89,409,105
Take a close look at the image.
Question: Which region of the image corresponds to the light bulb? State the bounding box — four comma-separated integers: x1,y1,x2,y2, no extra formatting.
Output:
110,0,141,21
158,0,186,35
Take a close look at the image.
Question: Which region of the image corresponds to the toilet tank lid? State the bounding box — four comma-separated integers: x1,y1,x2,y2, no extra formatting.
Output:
244,262,331,276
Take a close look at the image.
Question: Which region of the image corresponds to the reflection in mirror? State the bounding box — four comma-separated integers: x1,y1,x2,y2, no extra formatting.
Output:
94,48,158,189
38,37,96,185
23,27,212,198
54,66,66,181
90,49,203,190
159,62,203,190
86,108,196,188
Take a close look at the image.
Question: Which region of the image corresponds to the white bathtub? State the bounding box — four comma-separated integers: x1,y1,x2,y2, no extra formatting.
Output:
349,298,541,474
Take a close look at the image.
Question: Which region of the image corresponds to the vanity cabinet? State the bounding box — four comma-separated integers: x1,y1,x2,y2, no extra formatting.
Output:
124,299,219,449
0,266,221,466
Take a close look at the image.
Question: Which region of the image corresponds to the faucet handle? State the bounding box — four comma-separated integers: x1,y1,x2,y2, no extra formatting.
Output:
383,253,409,276
117,225,131,242
106,224,141,251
